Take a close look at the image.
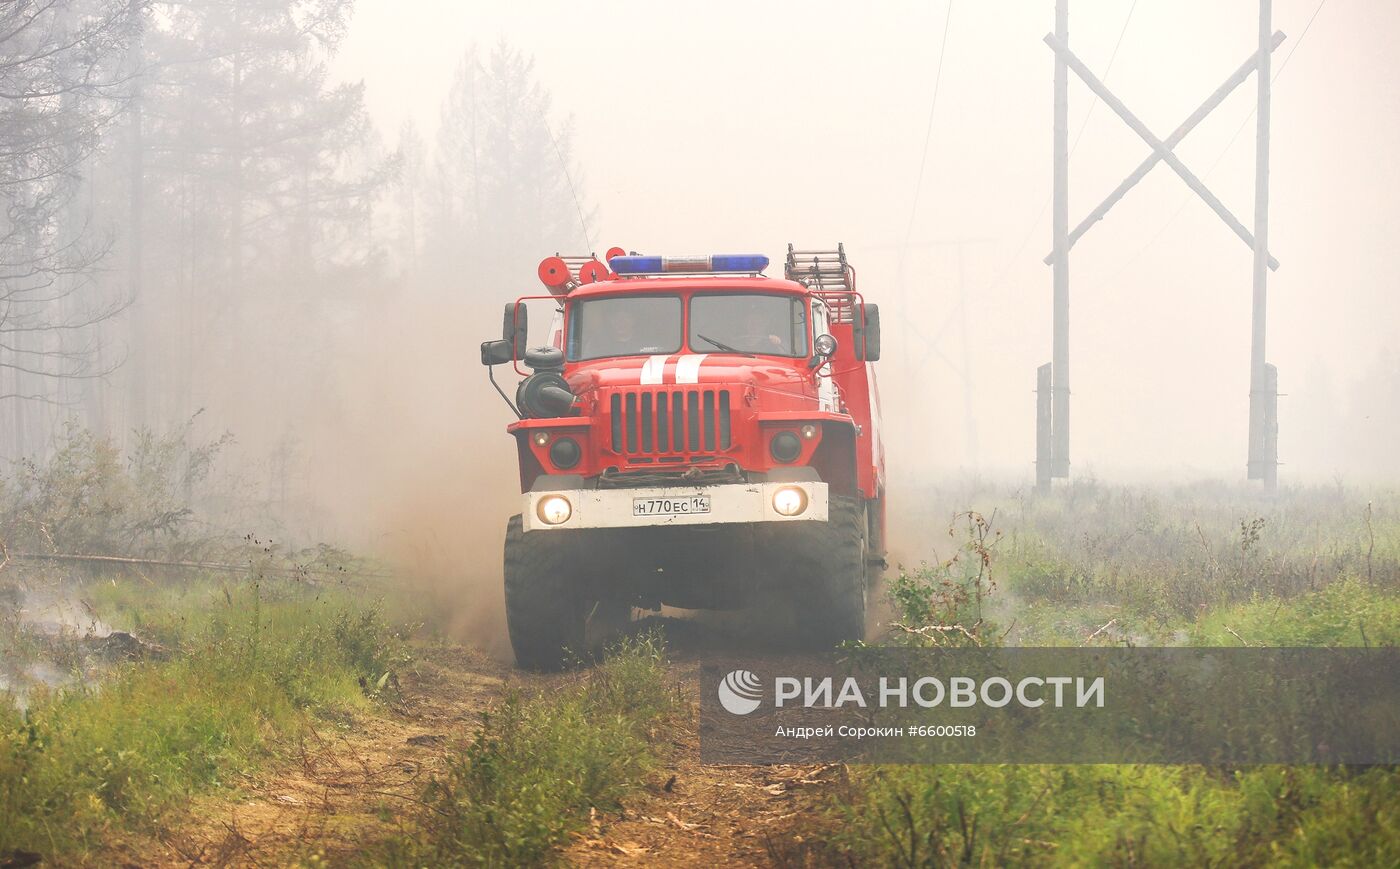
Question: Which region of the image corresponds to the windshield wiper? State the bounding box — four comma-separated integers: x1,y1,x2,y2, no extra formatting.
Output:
696,334,755,356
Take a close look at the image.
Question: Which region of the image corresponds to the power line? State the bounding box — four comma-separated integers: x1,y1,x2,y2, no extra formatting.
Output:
1101,0,1328,281
1209,0,1329,172
542,115,593,253
898,0,955,273
1069,0,1139,155
977,0,1139,299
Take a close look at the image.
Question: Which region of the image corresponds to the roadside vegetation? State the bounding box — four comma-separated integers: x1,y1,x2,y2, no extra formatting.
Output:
0,427,680,866
0,426,410,859
374,633,679,867
833,481,1400,867
0,578,408,857
8,430,1398,866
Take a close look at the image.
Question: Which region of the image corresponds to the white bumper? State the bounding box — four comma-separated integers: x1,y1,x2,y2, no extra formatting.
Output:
522,482,829,532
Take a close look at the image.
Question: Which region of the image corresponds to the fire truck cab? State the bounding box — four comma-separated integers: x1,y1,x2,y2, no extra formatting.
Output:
481,245,884,669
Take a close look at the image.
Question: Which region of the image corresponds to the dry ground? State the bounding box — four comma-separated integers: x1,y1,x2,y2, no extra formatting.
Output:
92,642,840,868
563,657,844,869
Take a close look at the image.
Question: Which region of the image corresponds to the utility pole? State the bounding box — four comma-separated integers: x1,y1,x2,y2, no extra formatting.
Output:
1248,0,1278,490
955,245,978,467
1037,0,1282,492
882,237,991,469
1050,0,1071,487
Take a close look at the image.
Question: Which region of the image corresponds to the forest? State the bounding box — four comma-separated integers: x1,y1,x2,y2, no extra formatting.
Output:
0,0,588,534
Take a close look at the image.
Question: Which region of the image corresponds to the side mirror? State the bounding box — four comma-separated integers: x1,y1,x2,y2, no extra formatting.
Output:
854,303,881,362
501,302,528,359
480,339,513,366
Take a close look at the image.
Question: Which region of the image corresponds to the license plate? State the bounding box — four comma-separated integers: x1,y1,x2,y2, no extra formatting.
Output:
632,495,711,517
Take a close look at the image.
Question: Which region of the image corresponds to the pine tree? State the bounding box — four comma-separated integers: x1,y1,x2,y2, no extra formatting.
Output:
0,0,137,458
116,0,386,431
432,42,593,290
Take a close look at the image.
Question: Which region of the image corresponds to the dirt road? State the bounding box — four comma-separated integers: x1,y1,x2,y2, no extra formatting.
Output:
101,638,839,867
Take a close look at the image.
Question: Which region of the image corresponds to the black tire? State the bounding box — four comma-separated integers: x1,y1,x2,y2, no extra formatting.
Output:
503,514,585,670
864,497,888,626
786,495,867,647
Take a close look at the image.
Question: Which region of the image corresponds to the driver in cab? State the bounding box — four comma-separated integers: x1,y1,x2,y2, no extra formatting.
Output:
597,307,670,357
734,304,787,353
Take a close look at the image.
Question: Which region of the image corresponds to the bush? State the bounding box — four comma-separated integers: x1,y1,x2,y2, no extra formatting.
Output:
835,482,1400,865
835,764,1400,868
0,577,409,858
887,512,1001,648
0,419,233,559
378,632,677,867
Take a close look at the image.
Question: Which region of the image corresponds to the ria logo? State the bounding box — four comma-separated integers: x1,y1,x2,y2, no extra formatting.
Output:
718,669,763,715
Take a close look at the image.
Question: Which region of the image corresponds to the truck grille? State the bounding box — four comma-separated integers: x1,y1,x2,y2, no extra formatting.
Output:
609,388,732,456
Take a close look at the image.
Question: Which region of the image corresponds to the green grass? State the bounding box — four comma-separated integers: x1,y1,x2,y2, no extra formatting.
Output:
374,633,679,868
835,764,1400,868
0,575,411,859
1190,579,1400,647
833,484,1400,866
3,571,675,867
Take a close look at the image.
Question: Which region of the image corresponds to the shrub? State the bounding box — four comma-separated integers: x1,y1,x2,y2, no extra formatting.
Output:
378,633,677,867
0,577,409,858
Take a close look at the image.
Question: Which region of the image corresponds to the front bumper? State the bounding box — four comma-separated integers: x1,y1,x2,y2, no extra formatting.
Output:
522,482,829,532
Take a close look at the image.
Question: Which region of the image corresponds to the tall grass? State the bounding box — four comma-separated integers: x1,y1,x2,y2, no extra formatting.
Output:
0,576,410,858
835,764,1400,867
835,484,1400,866
1000,483,1400,618
891,481,1400,644
375,633,679,867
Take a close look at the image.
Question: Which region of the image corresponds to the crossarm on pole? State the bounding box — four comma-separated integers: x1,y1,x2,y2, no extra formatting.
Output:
1044,31,1285,265
1043,33,1280,271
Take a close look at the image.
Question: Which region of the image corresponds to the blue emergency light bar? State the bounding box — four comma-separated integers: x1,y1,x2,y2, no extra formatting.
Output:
610,254,770,275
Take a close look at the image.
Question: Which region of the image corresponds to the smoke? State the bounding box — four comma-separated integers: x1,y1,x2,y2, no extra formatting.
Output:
15,0,1391,657
288,287,521,657
332,0,1400,484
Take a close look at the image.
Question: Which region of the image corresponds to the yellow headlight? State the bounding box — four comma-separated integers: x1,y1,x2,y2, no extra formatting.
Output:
772,486,808,517
537,494,572,525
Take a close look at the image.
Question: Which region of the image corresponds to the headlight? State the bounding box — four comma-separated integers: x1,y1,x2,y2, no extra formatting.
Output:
537,495,572,525
770,431,802,463
814,333,838,356
532,431,550,447
772,486,808,517
549,436,581,469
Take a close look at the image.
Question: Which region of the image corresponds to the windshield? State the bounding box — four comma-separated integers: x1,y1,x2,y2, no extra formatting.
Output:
567,295,682,360
690,293,809,357
566,291,810,361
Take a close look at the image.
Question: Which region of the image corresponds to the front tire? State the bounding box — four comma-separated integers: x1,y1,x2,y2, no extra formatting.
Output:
503,514,585,670
786,495,867,647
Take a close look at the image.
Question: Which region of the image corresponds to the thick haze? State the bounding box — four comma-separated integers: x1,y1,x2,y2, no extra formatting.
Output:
333,0,1400,483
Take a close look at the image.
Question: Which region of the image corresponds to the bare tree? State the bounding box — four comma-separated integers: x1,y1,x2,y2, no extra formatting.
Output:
0,0,139,457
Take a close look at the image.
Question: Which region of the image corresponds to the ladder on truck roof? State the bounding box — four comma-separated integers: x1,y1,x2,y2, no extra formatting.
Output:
785,243,857,324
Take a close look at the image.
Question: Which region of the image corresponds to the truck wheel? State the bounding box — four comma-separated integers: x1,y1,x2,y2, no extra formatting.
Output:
789,495,867,647
503,514,585,670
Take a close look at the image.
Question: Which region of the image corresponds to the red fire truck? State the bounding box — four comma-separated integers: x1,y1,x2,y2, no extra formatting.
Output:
481,245,885,669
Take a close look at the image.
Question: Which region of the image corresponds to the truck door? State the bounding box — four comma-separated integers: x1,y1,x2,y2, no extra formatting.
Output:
811,298,839,413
